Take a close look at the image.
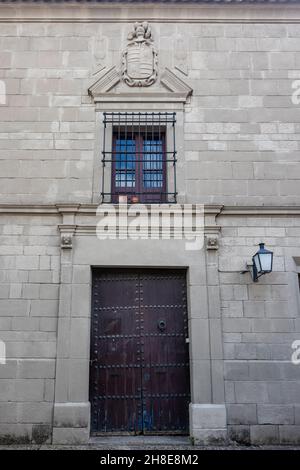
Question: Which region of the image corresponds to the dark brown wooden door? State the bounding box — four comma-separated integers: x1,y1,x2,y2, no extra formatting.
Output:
90,268,190,435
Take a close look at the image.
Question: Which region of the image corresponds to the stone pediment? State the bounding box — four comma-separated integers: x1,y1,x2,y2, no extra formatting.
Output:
88,66,192,104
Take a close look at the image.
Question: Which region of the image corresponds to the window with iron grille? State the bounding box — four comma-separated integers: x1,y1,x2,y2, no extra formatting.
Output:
101,112,177,204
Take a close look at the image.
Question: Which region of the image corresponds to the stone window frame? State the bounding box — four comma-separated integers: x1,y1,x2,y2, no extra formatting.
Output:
92,105,185,206
88,66,193,205
100,112,177,205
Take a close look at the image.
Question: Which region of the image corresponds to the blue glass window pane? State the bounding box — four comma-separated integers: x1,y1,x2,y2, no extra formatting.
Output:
115,139,135,188
143,139,163,188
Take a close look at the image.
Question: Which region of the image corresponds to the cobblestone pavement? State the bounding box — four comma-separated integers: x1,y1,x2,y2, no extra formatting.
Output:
0,436,299,450
0,445,299,450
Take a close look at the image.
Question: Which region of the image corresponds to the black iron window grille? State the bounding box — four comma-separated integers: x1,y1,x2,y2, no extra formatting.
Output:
101,112,177,204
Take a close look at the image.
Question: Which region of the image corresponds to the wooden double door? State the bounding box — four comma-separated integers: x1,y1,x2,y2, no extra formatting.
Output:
90,268,190,434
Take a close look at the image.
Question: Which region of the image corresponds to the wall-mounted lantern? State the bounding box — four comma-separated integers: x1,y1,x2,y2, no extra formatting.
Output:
242,243,273,282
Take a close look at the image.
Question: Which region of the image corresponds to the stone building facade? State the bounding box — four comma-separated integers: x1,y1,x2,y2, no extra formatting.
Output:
0,1,300,445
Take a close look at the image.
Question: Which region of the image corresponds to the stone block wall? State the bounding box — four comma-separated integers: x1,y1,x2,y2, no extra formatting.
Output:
0,213,60,443
218,213,300,444
0,13,300,205
185,22,300,205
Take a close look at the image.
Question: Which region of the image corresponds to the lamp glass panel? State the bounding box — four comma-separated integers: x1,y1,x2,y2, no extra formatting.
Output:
259,252,272,272
253,253,261,274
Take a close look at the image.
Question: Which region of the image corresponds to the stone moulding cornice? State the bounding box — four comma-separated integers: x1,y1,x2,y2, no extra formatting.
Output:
1,5,300,23
58,223,77,232
57,204,223,239
93,93,190,104
57,204,221,243
1,204,300,216
221,206,300,215
160,68,193,98
55,204,81,213
88,66,120,96
0,204,59,214
88,66,193,105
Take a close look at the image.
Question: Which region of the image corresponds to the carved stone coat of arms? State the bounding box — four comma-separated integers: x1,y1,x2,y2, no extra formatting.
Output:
122,22,158,87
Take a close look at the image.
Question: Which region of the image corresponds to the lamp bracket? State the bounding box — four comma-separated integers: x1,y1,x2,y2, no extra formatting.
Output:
240,261,258,282
240,261,253,275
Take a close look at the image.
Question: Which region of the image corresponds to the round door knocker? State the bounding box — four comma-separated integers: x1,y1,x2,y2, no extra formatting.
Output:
158,319,166,331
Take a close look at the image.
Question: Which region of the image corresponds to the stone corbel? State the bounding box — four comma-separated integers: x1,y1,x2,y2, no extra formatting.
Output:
56,205,80,250
58,225,76,250
204,205,223,251
206,235,219,250
61,233,73,249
